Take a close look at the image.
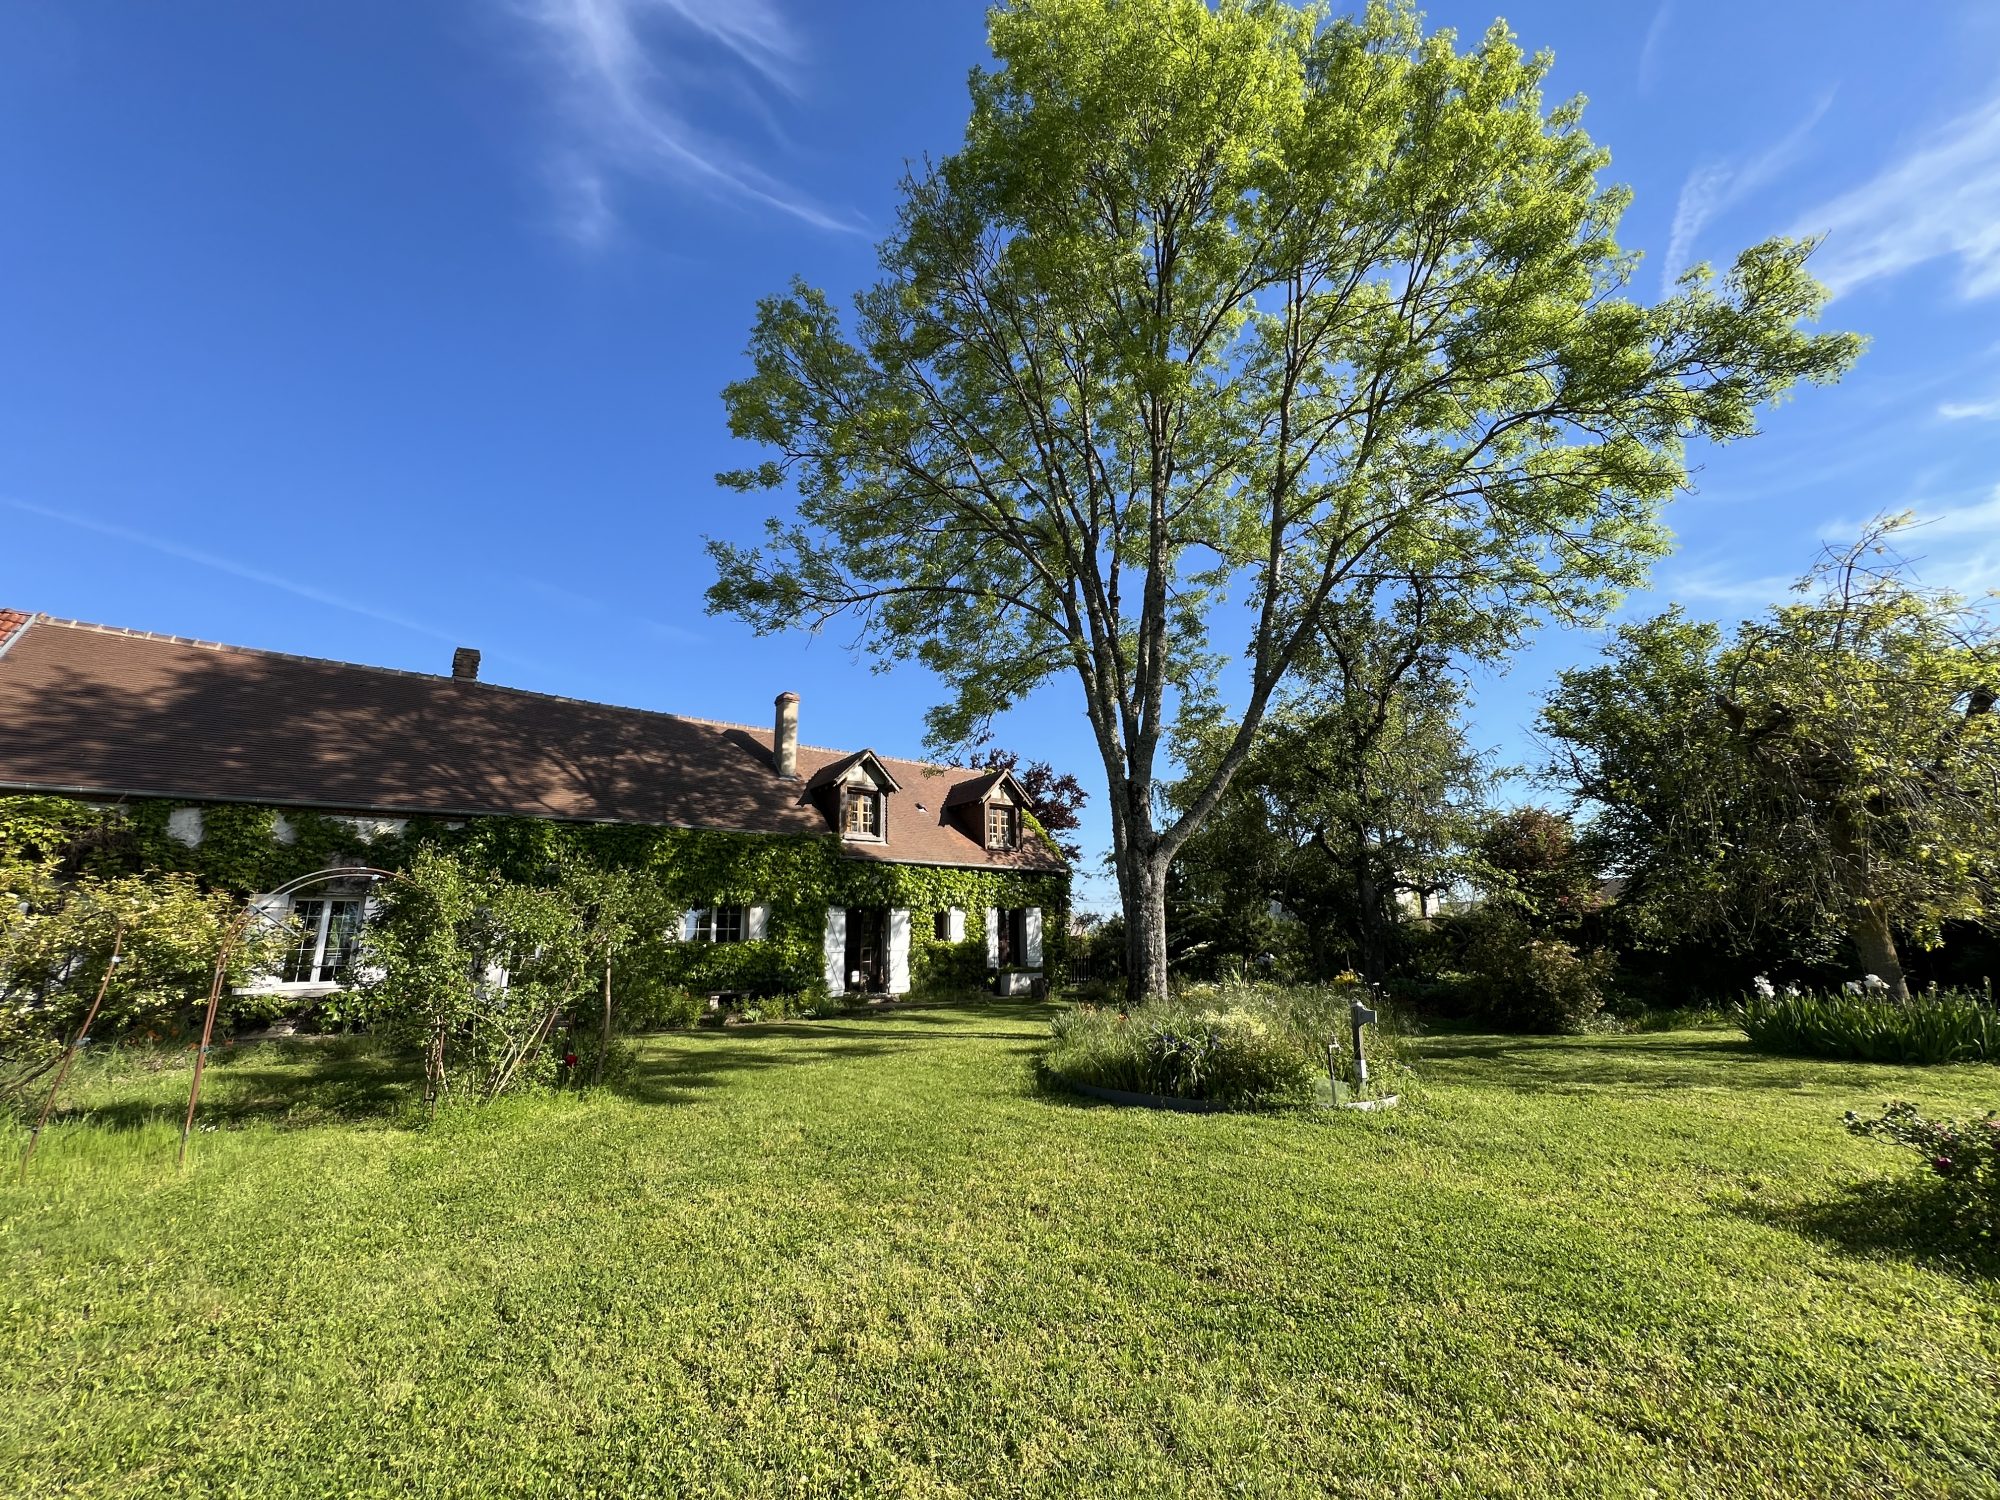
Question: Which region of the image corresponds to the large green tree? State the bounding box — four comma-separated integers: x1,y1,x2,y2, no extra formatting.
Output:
706,0,1858,1001
1542,518,2000,998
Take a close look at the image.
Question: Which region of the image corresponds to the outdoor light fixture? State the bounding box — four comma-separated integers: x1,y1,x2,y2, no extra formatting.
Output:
1350,998,1378,1087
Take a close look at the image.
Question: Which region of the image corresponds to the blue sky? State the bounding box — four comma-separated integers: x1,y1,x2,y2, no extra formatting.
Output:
4,2,2000,913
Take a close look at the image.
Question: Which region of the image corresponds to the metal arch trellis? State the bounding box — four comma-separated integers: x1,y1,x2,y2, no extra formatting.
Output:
175,865,401,1168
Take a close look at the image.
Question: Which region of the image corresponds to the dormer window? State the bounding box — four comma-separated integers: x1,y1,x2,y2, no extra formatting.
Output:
844,791,881,838
986,803,1019,849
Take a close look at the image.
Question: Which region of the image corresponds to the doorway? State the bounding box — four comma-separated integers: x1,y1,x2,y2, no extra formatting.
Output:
844,906,888,993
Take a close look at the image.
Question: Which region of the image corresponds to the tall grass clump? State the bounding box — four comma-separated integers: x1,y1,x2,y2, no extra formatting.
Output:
1041,980,1397,1110
1741,986,2000,1064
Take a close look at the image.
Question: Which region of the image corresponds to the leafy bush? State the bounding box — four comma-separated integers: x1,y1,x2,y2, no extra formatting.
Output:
1742,988,2000,1064
1845,1101,2000,1249
1456,911,1612,1032
1041,980,1392,1110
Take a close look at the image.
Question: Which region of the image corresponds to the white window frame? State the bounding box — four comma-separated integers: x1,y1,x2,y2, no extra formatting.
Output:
693,905,750,944
280,895,368,987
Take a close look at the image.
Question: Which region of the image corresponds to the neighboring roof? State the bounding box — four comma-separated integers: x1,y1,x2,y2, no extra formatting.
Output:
0,613,1065,873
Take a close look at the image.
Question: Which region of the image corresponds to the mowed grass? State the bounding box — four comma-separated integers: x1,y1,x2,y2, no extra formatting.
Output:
3,1005,1998,1499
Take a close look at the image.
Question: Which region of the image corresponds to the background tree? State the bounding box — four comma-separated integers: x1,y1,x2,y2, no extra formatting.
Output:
1541,517,2000,999
1172,605,1490,981
706,0,1858,1001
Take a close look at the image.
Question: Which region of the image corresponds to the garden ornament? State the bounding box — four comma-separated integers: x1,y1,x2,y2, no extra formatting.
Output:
1350,998,1378,1088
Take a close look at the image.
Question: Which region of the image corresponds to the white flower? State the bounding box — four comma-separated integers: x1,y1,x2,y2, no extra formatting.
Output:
1842,980,1862,996
1782,984,1801,997
1861,974,1890,993
1752,975,1776,999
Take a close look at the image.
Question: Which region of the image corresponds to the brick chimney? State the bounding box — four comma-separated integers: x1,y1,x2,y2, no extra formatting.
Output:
451,647,481,681
774,691,800,778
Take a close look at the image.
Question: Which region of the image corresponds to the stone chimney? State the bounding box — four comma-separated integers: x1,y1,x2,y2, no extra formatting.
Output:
451,647,481,681
774,691,800,778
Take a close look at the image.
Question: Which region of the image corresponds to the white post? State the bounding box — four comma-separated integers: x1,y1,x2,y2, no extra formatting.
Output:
887,909,911,994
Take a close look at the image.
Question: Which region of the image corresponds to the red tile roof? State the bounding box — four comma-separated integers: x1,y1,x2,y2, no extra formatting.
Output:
0,613,1065,873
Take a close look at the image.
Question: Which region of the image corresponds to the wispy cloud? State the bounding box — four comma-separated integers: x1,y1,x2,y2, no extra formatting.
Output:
513,0,863,244
1794,92,2000,300
515,575,704,644
1661,92,1833,296
1812,486,2000,596
1637,3,1672,97
1656,564,1802,612
5,497,480,649
1940,394,2000,421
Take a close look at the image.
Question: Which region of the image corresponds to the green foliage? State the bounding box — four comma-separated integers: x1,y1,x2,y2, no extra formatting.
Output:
1543,516,2000,997
1845,1101,2000,1252
0,863,288,1070
0,794,1069,1010
708,0,1857,1000
1452,907,1613,1032
1040,979,1388,1109
1743,987,2000,1065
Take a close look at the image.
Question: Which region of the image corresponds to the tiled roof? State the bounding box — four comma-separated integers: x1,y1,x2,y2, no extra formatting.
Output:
0,613,1066,873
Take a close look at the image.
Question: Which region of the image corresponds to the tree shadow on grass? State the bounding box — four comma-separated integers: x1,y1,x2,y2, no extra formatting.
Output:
1726,1177,1999,1283
1410,1033,1958,1095
51,1041,420,1133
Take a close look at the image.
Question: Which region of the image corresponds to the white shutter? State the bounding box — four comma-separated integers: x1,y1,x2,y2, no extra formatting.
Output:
985,908,1001,969
681,909,701,943
823,908,847,994
947,907,966,943
240,894,291,991
747,904,771,941
1024,907,1044,967
887,909,911,994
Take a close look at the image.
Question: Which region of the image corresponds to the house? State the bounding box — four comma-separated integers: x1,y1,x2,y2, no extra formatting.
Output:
0,610,1068,999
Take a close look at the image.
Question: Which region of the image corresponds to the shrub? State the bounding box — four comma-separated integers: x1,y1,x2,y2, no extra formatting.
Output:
1456,912,1611,1032
1041,980,1389,1110
1742,988,2000,1064
1845,1101,2000,1249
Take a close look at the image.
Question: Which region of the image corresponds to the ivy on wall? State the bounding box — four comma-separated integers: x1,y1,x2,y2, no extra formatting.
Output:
0,794,1071,993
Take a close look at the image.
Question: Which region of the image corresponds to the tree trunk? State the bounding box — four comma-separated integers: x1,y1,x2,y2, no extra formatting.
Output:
1847,899,1908,1001
1828,805,1908,1000
1123,849,1172,1007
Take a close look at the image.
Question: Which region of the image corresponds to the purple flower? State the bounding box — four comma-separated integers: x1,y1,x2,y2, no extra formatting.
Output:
1933,1156,1953,1172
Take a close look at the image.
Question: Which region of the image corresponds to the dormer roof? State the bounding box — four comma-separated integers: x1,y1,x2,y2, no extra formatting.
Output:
943,768,1029,809
797,748,902,800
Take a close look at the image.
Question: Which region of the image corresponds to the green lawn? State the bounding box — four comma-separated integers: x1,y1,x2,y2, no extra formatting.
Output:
3,1004,1997,1498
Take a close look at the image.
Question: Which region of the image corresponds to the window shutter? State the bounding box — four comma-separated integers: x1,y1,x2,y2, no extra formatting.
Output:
985,908,1001,969
823,908,847,994
680,909,700,943
887,909,911,994
747,904,771,941
947,907,966,943
1024,908,1043,967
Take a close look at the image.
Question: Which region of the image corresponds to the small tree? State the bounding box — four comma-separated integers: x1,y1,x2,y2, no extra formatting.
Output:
707,0,1858,1001
1542,516,2000,998
1,863,288,1100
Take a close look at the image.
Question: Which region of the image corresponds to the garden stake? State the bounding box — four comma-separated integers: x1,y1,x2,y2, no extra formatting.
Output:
178,927,237,1167
20,920,123,1182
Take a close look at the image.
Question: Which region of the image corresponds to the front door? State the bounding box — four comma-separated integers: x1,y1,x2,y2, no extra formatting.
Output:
844,906,887,993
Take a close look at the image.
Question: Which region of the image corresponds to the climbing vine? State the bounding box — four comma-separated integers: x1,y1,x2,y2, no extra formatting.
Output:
0,793,1070,994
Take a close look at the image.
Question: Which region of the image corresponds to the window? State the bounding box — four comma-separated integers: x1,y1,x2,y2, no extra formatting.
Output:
844,791,881,838
282,897,367,984
694,905,747,944
986,803,1019,849
934,911,952,941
